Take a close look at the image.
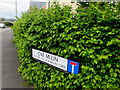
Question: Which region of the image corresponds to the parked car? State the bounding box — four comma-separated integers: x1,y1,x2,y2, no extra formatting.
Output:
0,23,5,28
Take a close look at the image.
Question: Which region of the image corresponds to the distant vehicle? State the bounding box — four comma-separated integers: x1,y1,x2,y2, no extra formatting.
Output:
0,23,5,28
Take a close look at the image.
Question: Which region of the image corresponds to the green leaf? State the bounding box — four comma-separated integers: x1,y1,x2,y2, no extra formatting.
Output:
101,69,106,73
116,63,119,68
95,75,102,81
73,56,78,59
113,73,117,77
97,65,100,68
94,59,98,64
110,68,114,72
106,64,111,68
68,75,73,79
105,75,109,79
78,48,81,52
90,54,95,59
73,26,78,29
106,41,113,46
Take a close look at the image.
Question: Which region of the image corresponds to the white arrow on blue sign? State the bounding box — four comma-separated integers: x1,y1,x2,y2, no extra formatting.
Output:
67,60,80,74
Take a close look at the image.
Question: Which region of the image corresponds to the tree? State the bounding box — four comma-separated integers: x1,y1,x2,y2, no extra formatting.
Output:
1,18,5,21
76,0,120,8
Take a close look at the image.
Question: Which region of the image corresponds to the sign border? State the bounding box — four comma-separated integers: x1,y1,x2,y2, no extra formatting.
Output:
31,48,81,74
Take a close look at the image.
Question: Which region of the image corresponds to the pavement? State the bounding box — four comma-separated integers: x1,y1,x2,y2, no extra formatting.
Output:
0,28,2,89
0,27,33,89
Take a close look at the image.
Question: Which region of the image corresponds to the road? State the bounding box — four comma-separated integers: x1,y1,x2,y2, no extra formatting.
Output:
1,27,33,89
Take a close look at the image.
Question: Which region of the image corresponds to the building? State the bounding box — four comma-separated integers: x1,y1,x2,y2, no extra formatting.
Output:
46,0,78,9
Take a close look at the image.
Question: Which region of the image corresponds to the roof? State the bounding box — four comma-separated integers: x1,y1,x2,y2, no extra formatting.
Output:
30,1,46,8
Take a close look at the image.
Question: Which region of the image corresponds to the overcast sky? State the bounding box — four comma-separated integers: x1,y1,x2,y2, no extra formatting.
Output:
0,0,46,19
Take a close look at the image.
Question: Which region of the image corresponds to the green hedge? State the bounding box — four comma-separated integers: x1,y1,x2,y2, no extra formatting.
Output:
4,22,13,26
12,3,120,89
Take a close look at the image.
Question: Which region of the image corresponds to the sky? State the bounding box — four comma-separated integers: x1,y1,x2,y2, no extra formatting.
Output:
0,0,46,19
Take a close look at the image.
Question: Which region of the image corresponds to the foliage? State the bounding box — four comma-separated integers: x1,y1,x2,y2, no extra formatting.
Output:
4,22,13,26
0,18,6,21
76,1,120,9
12,3,120,89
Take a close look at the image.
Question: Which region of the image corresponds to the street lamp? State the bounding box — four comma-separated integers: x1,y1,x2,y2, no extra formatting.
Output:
48,0,50,8
15,0,17,17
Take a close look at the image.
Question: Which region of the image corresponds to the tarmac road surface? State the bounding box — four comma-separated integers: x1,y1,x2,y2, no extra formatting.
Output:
1,27,33,89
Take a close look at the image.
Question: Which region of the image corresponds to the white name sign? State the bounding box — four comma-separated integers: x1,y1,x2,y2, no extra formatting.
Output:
32,49,68,71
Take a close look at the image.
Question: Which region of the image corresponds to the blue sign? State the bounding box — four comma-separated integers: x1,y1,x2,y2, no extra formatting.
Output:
67,60,80,74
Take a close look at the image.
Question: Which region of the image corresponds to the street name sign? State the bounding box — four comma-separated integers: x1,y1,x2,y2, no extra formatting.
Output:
32,48,80,74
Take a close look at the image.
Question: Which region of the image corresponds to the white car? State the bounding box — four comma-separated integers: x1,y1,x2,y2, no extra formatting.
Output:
0,23,5,28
